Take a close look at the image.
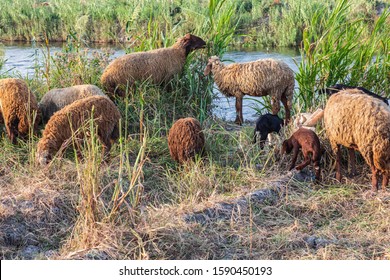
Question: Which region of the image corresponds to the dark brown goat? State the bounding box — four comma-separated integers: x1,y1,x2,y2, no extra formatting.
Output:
281,127,322,180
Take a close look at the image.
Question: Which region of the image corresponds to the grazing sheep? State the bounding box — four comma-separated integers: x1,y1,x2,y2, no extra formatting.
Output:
101,34,206,97
38,84,106,123
204,56,295,125
0,78,40,144
253,113,284,149
324,89,390,191
281,127,322,181
168,117,205,164
320,84,388,105
36,96,121,165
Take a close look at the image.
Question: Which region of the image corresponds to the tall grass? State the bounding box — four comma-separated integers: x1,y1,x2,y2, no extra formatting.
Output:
1,0,386,48
295,0,389,110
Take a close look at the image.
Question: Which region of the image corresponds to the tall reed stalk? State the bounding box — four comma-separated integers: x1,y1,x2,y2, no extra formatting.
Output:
295,0,389,110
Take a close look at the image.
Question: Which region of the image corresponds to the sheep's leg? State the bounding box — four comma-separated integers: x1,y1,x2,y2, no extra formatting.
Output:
271,95,281,117
348,148,356,176
6,117,19,144
258,133,268,150
313,160,321,181
253,130,258,144
382,174,388,191
289,145,299,171
335,144,342,182
234,96,243,125
281,92,291,124
295,153,311,171
371,166,379,192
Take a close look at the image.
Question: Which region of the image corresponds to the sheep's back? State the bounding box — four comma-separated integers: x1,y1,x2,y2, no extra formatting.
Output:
42,96,120,146
101,47,186,87
168,117,205,164
0,78,40,133
324,90,390,170
39,84,106,122
214,59,294,97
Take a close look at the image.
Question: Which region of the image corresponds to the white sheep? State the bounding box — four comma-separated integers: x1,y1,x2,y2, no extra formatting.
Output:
204,56,295,125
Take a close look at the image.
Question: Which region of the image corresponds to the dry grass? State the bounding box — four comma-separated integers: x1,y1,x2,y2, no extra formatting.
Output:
1,117,389,260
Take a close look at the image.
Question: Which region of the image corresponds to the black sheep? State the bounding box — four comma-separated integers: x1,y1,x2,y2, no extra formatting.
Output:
253,113,284,149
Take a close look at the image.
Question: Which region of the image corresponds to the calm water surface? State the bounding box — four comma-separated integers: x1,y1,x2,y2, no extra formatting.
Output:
1,42,300,122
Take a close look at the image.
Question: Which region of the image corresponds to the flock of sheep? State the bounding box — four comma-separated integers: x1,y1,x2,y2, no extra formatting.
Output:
0,33,389,194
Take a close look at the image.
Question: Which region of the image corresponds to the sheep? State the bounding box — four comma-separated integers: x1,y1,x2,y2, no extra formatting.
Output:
168,117,205,164
101,33,206,97
38,84,107,123
281,127,322,181
36,96,121,165
253,113,284,149
324,89,390,192
204,56,295,125
318,84,388,178
319,84,388,105
0,78,41,144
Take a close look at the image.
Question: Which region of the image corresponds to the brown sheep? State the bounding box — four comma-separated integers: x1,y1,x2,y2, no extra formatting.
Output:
324,90,390,192
38,84,107,123
281,127,322,181
168,117,205,164
204,56,295,125
0,78,41,144
101,34,206,97
36,96,121,165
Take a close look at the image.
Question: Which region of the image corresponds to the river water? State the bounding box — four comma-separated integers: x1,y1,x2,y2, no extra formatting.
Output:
1,42,300,122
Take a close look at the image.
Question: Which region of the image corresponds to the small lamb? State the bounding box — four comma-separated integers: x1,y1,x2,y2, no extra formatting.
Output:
281,127,322,181
253,113,284,149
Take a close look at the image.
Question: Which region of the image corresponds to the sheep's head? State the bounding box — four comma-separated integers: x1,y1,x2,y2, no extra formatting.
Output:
36,149,52,166
176,34,206,56
281,139,293,155
36,139,54,166
203,56,221,76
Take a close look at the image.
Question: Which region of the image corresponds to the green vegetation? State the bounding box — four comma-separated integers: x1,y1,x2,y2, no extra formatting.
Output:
0,0,388,48
0,0,390,260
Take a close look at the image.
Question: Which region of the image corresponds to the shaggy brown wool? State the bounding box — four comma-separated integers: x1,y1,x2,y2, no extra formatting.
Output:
0,78,41,143
168,117,205,164
39,84,107,123
101,34,206,97
36,96,121,165
281,127,322,180
204,56,295,125
324,89,390,191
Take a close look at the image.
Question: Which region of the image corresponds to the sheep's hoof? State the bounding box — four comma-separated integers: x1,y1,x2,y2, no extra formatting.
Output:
234,118,242,126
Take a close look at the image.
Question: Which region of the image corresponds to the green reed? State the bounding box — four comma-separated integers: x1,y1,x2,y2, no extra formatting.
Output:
295,0,389,110
3,0,384,49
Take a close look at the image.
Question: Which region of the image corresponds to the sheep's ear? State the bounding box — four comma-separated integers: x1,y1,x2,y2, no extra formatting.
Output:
184,33,191,40
203,62,212,76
